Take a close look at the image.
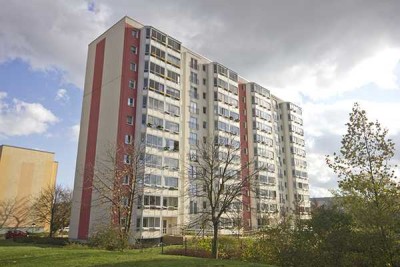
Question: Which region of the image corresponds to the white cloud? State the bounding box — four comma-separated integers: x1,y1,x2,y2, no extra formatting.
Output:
309,186,333,198
0,92,58,137
278,48,400,101
303,100,400,138
69,124,80,142
0,1,111,87
55,88,69,102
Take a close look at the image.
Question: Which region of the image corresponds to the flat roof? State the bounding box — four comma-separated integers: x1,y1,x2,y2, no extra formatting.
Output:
0,145,55,154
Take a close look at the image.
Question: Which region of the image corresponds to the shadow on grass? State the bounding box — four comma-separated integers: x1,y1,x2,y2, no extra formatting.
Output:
0,239,64,248
92,258,250,267
92,252,269,267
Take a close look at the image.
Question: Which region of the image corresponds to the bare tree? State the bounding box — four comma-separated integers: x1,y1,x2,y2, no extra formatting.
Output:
0,197,30,229
90,142,145,240
0,199,14,229
186,136,265,259
31,185,72,237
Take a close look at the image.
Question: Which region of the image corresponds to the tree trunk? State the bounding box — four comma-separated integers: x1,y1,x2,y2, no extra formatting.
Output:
211,222,219,259
49,204,55,238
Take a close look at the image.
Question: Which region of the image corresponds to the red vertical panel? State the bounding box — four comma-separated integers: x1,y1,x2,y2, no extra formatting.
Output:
116,25,140,150
239,84,252,230
78,39,106,239
113,25,141,223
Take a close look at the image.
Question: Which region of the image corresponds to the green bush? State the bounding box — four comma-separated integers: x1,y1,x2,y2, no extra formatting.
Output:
188,237,211,251
217,236,242,259
187,236,248,260
89,226,129,251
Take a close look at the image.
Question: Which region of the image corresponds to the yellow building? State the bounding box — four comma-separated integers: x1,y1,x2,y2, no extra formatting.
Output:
0,145,58,230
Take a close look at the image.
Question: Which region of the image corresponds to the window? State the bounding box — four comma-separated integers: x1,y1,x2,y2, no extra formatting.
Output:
190,87,198,99
129,80,136,89
148,79,164,94
165,138,179,151
167,38,181,51
128,98,134,107
230,111,239,121
188,165,197,179
149,62,165,77
142,217,160,228
256,189,277,199
203,78,206,85
144,174,161,186
141,96,149,109
130,63,137,71
130,46,137,54
167,70,180,84
190,72,198,84
254,108,271,121
166,54,180,67
203,121,207,129
122,175,130,185
166,86,180,99
165,120,179,132
190,58,198,70
203,92,206,99
189,101,198,114
151,28,166,44
189,201,198,214
189,132,198,145
215,120,230,132
254,134,273,146
132,29,139,38
148,97,164,112
150,46,165,60
147,115,163,128
189,116,198,130
146,134,163,149
123,155,131,164
164,157,179,170
121,197,128,206
143,195,161,206
229,71,238,82
203,107,207,114
145,154,162,168
164,176,178,188
231,125,240,135
250,83,270,97
163,197,178,208
189,149,197,161
125,135,132,144
126,116,134,125
165,103,180,116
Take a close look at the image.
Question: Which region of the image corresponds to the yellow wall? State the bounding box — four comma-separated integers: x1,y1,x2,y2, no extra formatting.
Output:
0,145,58,228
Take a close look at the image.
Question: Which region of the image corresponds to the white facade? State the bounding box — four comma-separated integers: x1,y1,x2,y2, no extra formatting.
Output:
70,16,310,241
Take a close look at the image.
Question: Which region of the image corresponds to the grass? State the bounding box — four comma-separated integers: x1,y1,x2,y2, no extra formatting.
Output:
0,240,271,267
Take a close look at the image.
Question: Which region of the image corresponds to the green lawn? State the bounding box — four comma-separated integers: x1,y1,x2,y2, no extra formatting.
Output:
0,240,270,267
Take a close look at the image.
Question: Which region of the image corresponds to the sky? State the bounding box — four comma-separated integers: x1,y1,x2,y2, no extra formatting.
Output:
0,0,399,197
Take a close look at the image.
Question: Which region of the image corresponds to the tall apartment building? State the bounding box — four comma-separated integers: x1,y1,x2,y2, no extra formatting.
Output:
69,16,309,241
0,145,58,231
